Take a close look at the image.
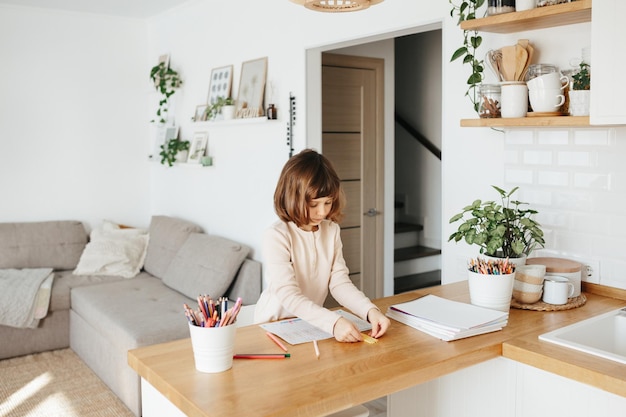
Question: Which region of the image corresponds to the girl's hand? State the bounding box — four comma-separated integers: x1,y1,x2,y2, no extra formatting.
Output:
367,308,391,339
332,317,363,343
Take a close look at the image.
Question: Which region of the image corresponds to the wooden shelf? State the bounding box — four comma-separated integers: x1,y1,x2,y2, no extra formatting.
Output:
459,0,591,33
461,116,589,127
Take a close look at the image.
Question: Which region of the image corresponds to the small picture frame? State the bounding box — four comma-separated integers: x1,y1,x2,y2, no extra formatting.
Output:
236,57,268,118
151,125,178,160
187,131,208,164
207,65,233,106
194,104,208,122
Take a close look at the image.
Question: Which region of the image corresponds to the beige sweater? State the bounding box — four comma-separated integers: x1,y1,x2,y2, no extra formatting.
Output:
253,220,377,335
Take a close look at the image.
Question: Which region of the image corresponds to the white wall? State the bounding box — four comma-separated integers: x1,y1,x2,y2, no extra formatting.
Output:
0,5,150,230
3,1,622,293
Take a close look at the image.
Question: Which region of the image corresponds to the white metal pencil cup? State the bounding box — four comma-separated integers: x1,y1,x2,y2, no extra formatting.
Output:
468,270,516,312
188,322,236,373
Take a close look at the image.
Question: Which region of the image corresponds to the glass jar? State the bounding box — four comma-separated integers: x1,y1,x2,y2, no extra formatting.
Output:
479,84,501,118
487,0,515,15
526,63,559,81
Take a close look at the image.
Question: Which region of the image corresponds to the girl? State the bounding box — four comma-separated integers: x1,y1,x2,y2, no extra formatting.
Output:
254,149,390,342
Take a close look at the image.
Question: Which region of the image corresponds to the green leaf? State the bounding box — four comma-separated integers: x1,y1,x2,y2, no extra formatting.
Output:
451,46,468,62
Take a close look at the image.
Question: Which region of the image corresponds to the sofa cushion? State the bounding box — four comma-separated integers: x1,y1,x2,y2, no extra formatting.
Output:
70,276,192,350
162,233,250,300
143,216,203,280
0,221,88,270
73,221,149,279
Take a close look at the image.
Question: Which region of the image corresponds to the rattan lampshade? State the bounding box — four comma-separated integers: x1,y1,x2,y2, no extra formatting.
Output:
290,0,383,12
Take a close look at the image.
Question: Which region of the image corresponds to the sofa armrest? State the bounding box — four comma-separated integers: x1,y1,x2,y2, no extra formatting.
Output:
227,259,261,306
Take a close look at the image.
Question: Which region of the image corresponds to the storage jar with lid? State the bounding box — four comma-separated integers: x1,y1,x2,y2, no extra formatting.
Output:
479,84,501,118
487,0,515,15
526,257,583,297
526,64,559,81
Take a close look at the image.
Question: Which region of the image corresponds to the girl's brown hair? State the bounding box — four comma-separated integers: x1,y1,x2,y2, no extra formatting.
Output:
274,149,345,227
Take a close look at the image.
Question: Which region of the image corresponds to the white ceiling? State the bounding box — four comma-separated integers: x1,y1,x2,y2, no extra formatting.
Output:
0,0,191,18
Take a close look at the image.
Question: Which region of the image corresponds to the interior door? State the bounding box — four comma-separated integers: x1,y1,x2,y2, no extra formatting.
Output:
321,53,384,302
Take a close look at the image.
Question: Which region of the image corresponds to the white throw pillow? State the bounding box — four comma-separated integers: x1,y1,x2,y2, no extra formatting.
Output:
73,221,149,278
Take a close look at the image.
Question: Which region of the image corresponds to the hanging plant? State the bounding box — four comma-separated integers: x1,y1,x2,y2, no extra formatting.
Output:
159,138,190,167
449,0,485,114
150,61,183,124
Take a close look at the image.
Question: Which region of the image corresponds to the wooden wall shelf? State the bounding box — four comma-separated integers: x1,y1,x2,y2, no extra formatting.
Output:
461,116,590,127
459,0,591,33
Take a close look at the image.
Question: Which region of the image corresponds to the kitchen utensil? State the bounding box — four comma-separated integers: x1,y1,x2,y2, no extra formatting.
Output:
486,49,503,82
500,45,517,81
517,39,534,80
514,44,529,81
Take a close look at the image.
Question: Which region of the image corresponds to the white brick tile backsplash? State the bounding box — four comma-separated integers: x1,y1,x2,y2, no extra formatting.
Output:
504,169,533,184
503,127,626,290
557,151,592,167
504,130,534,145
573,129,611,146
523,150,552,165
537,130,569,145
537,171,569,187
573,173,610,190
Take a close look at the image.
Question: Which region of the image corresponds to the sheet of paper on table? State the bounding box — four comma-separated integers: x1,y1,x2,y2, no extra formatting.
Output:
260,310,372,345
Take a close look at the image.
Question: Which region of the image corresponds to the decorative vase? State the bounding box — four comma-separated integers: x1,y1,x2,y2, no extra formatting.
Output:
568,90,590,116
468,270,515,312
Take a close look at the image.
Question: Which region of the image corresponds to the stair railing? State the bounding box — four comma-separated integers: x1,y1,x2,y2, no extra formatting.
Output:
395,112,441,161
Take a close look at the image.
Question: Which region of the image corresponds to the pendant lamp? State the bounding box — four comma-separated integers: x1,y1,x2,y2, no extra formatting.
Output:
290,0,383,12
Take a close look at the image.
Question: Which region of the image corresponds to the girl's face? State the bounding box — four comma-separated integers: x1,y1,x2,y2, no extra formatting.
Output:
303,196,333,231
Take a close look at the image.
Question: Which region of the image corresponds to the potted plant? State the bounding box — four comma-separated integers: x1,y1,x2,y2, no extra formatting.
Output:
569,61,590,116
150,61,183,124
205,96,236,121
449,0,485,114
448,186,545,264
159,138,190,167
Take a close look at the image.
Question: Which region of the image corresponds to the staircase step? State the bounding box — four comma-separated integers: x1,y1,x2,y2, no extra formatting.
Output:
394,245,441,262
394,222,423,234
394,270,441,294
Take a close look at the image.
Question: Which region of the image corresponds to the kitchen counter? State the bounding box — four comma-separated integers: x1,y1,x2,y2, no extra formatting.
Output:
502,282,626,398
128,281,626,417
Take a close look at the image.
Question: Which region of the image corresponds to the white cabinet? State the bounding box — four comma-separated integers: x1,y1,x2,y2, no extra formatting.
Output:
590,0,626,125
388,357,626,417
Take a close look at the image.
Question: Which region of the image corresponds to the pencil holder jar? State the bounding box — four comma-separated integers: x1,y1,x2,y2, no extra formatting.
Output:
188,322,236,373
468,270,516,312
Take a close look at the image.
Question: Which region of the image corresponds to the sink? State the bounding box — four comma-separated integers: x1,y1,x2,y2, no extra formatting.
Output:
539,307,626,364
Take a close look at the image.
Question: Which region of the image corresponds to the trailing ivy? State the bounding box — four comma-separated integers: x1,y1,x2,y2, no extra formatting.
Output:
449,0,485,114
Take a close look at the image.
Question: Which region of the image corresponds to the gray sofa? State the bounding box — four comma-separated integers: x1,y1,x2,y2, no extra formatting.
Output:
0,216,261,416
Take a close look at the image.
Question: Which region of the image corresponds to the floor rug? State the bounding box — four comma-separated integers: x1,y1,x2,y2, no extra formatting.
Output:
0,349,134,417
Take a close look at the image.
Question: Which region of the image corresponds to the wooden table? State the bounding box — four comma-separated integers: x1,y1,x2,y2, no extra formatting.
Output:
128,282,626,417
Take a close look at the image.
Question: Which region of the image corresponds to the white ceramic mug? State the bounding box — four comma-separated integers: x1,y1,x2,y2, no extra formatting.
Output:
543,276,575,305
500,81,528,118
527,72,569,91
529,88,566,112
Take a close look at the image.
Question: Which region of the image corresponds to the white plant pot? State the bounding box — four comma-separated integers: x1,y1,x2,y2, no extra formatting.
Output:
468,270,515,312
568,90,590,116
221,105,236,120
482,253,527,270
175,150,189,163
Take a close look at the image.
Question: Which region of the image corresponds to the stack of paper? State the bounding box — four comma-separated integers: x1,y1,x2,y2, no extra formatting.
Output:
386,294,508,341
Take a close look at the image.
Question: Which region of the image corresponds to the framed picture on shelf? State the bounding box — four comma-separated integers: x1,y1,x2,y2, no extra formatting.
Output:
194,104,208,122
151,125,178,160
187,131,208,164
207,65,233,106
236,57,267,119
